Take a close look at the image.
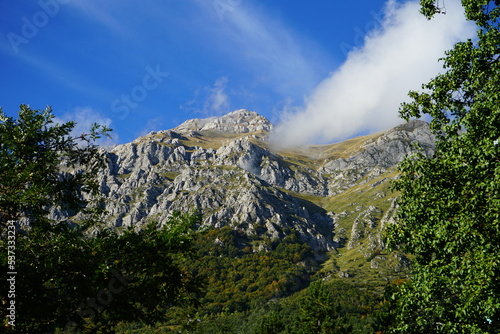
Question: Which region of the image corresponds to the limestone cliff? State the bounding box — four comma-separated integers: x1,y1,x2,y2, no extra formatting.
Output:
87,109,433,267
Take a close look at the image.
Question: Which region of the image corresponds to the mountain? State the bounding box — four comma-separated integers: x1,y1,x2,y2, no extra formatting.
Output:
87,109,433,281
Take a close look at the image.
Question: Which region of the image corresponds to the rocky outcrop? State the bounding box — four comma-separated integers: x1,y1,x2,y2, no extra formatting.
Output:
320,120,434,193
85,110,434,254
173,109,273,135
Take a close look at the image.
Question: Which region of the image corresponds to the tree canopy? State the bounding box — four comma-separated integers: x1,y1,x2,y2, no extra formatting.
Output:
0,105,201,333
0,104,111,227
387,1,500,332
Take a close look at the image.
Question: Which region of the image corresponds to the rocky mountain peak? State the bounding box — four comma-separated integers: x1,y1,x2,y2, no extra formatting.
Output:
74,110,435,258
173,109,273,135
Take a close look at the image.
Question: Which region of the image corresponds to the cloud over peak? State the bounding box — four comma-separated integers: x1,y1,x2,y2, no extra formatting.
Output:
271,0,475,148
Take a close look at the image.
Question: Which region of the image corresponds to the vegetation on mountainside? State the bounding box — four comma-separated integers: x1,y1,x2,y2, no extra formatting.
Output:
0,105,408,333
180,279,391,334
115,277,393,334
113,227,394,334
387,0,500,332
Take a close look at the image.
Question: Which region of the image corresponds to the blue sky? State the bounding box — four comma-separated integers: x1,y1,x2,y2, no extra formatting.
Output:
0,0,474,145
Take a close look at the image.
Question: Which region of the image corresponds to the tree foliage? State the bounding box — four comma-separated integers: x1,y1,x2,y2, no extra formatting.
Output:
4,212,201,333
0,104,111,227
179,279,385,334
387,1,500,332
186,227,316,316
0,105,202,333
293,280,352,334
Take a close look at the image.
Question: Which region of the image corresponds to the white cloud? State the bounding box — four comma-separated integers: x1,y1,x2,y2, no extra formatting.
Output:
54,107,117,147
205,77,230,115
271,0,476,148
182,76,231,116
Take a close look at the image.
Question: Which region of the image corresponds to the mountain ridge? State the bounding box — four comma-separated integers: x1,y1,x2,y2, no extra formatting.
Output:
75,110,434,281
172,109,273,135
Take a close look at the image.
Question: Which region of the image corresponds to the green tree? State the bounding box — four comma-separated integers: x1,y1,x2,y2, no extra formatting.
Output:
292,281,351,334
0,105,202,333
252,311,284,334
0,104,110,227
387,1,500,332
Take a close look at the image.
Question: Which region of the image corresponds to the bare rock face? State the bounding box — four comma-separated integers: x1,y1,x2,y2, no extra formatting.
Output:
320,120,434,193
81,110,434,254
173,109,273,135
321,121,432,171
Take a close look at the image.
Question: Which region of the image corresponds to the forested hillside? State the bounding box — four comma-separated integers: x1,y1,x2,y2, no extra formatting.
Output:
1,105,434,333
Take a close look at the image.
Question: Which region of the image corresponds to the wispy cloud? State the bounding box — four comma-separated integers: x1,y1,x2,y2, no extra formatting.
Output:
182,76,231,116
205,77,230,115
63,0,129,37
271,0,476,148
190,0,328,104
0,43,115,106
54,107,117,147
